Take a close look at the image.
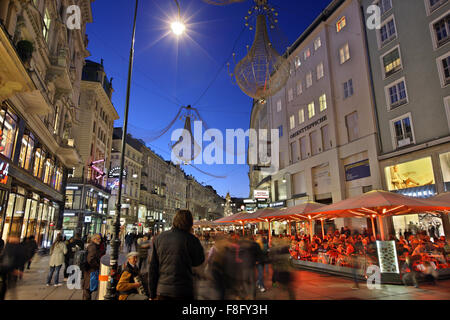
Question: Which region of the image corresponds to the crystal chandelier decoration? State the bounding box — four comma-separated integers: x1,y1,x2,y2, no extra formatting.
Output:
229,0,289,103
202,0,246,5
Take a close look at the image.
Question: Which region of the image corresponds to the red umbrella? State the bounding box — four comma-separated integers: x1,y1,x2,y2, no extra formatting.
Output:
310,190,450,240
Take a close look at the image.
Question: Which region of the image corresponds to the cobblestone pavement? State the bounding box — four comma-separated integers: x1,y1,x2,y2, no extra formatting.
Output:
6,252,450,300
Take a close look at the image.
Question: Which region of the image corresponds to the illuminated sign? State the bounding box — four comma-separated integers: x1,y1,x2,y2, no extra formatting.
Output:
243,199,256,203
269,201,286,208
0,161,9,185
84,216,92,223
108,167,127,178
254,190,270,199
376,240,400,274
290,115,327,139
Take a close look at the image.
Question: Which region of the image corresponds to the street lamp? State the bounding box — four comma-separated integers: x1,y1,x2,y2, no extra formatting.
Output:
104,0,185,300
171,0,186,36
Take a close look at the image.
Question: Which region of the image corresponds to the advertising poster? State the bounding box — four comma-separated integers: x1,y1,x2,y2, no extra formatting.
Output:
385,157,435,191
376,240,400,274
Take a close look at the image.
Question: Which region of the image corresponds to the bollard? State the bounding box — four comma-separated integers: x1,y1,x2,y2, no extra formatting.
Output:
98,253,126,300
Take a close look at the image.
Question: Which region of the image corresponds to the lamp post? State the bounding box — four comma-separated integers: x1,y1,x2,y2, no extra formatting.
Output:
104,0,185,300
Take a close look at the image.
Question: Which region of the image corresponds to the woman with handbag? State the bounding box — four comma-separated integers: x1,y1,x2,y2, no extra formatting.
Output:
46,234,67,287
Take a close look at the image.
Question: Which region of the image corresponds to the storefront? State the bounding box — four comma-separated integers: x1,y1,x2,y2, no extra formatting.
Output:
0,102,66,247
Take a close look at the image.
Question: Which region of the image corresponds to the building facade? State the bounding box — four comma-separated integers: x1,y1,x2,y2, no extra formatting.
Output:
249,0,382,233
63,60,119,238
0,0,93,246
361,0,450,236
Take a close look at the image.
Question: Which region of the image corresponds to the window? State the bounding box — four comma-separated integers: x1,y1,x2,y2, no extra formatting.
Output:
378,0,392,15
295,56,301,69
308,101,315,119
0,104,18,159
290,115,295,130
382,47,402,78
386,78,408,109
339,43,350,64
391,114,414,148
53,106,60,135
432,14,450,48
278,125,283,137
304,48,311,60
300,136,308,159
18,131,35,171
298,109,305,124
93,121,96,133
336,16,346,32
277,100,282,112
306,72,313,88
288,88,294,102
310,130,321,156
290,141,299,163
428,0,448,14
317,63,324,80
296,81,303,95
437,52,450,86
321,125,330,151
379,18,397,46
346,111,359,142
43,9,51,42
319,94,327,112
314,37,321,50
33,147,45,178
344,79,354,98
43,158,55,185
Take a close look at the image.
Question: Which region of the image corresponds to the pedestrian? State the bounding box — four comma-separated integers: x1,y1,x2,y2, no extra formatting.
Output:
125,233,133,252
64,237,75,280
237,235,263,300
149,209,205,300
0,234,27,300
82,234,102,300
24,236,38,270
137,234,151,271
46,233,67,287
116,252,149,300
401,255,419,288
270,237,296,299
255,234,268,292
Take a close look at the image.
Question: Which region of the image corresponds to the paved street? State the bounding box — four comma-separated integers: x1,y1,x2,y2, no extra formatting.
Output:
5,252,450,300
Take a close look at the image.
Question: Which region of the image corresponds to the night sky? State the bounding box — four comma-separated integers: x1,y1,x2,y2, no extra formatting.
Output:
86,0,331,198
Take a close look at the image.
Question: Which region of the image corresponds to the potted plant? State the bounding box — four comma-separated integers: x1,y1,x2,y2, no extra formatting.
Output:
16,40,34,63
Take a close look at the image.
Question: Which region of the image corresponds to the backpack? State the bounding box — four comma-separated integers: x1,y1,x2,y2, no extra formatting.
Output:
73,249,88,271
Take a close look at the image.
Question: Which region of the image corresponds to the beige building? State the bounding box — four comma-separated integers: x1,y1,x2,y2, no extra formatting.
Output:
186,176,224,221
164,161,187,226
63,60,119,237
249,0,382,232
108,128,143,233
0,0,93,245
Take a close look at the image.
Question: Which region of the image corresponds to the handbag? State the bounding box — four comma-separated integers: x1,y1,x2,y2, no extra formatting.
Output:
89,270,99,292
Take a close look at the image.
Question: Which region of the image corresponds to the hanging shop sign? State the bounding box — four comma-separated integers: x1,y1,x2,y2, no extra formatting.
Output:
84,216,92,223
290,115,327,139
0,161,9,185
254,190,270,199
345,159,371,182
244,199,257,203
108,167,127,178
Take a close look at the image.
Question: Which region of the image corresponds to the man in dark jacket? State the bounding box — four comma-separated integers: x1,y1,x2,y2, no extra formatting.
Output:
0,234,27,300
23,236,38,270
149,210,204,300
82,234,102,300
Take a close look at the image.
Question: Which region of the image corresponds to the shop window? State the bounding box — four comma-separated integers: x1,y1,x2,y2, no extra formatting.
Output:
43,158,55,185
0,104,19,160
385,157,435,191
18,131,36,171
33,147,45,179
65,190,74,209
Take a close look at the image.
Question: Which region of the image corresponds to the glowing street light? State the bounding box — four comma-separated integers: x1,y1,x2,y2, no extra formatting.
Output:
171,20,186,36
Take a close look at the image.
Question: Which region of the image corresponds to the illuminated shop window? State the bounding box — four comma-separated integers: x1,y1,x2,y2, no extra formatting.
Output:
18,131,35,171
0,104,18,159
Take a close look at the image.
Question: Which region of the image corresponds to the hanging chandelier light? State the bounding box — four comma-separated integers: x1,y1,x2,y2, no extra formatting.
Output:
228,0,289,103
202,0,246,5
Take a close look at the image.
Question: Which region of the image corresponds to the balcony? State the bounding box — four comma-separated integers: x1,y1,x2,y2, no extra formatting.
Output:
56,136,82,167
47,48,73,92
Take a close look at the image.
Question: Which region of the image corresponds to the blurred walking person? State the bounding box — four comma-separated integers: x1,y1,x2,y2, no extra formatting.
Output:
237,236,263,300
46,233,67,287
255,234,268,292
137,234,151,272
270,237,296,300
82,234,102,300
149,209,204,300
0,234,27,300
24,236,38,270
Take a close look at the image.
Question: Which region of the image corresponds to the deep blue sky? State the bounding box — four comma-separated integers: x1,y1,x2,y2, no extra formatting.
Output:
86,0,331,198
